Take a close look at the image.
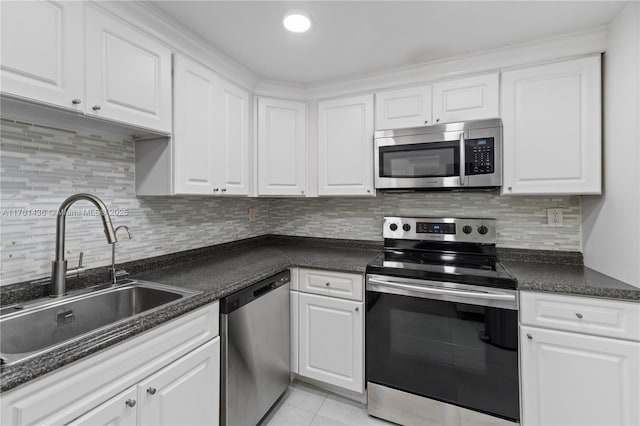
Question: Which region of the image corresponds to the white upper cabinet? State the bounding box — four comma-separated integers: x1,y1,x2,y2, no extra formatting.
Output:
139,55,250,197
85,6,172,134
501,56,601,195
0,1,84,111
257,97,307,196
317,94,375,196
432,72,499,124
375,85,432,129
218,79,250,196
173,54,219,195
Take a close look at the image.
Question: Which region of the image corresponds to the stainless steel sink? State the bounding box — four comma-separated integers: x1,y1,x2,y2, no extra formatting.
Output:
0,280,198,365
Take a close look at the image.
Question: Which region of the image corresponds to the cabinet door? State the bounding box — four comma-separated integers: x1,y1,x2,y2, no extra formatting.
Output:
298,293,364,393
218,79,250,195
501,56,601,195
318,94,374,196
257,97,307,196
520,326,640,426
291,290,299,374
375,85,432,129
173,54,219,195
0,1,84,111
138,337,220,426
85,6,172,133
432,72,499,124
67,387,137,426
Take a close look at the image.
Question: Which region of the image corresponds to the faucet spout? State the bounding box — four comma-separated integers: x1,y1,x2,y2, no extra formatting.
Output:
51,193,118,297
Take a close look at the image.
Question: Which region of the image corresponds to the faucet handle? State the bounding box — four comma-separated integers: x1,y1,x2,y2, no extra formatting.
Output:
65,251,86,279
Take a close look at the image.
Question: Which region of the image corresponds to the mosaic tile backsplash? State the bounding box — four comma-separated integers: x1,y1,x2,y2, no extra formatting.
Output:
0,119,270,286
268,193,581,250
1,119,580,286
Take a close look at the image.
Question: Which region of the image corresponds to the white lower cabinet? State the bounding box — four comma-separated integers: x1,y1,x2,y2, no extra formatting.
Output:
520,326,639,426
520,292,640,426
69,340,220,426
291,289,299,374
137,339,220,426
67,387,138,426
298,292,364,393
1,304,220,426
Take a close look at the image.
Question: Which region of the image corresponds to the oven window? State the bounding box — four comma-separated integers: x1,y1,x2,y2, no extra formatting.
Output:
366,291,519,422
379,142,459,178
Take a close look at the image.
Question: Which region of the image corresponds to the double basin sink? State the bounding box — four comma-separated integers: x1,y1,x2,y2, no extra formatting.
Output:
0,280,198,365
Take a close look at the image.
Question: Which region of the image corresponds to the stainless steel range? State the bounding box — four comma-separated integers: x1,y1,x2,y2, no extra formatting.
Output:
365,217,519,425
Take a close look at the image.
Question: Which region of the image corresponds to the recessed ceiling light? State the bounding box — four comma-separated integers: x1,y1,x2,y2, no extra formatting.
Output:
283,11,312,33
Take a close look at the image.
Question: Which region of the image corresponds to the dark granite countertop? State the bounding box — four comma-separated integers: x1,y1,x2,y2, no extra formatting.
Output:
0,236,379,393
503,260,640,301
3,235,638,393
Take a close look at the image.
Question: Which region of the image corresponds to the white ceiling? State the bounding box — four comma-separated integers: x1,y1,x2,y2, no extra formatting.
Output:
148,1,625,86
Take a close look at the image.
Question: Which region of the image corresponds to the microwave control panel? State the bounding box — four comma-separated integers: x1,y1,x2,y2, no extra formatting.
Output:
466,138,494,175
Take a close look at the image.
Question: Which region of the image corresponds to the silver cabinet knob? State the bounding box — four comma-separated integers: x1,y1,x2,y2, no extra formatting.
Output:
424,120,428,124
301,190,305,194
221,188,227,192
575,313,583,319
508,187,513,191
213,188,219,192
147,387,157,395
355,307,359,312
125,399,136,407
436,118,440,122
92,105,101,111
325,282,330,287
526,333,533,340
72,98,82,105
366,189,371,193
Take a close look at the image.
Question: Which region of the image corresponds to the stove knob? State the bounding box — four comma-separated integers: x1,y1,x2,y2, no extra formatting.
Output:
462,225,473,234
402,224,411,232
389,223,398,231
478,225,489,235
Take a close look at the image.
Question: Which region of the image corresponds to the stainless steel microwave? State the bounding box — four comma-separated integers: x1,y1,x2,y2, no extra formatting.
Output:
374,119,502,190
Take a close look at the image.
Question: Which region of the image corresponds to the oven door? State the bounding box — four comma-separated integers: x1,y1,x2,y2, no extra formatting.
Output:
374,130,466,189
365,274,520,422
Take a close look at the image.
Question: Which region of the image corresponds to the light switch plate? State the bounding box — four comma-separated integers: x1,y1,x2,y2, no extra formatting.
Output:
547,208,563,227
248,207,257,222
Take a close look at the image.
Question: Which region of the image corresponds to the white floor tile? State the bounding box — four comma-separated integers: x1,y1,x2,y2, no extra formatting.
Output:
310,414,347,426
317,394,388,426
263,403,316,426
286,383,328,413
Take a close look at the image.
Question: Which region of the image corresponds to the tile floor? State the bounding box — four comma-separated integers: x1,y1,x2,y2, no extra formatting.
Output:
259,381,392,426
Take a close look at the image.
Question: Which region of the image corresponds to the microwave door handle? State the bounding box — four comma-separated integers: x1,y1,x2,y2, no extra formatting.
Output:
459,132,466,185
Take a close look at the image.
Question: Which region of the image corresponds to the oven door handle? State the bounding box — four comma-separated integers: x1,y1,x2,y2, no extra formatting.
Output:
367,277,517,306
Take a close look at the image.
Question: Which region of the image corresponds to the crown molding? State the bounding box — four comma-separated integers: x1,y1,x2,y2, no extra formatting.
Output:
85,2,607,103
303,27,608,100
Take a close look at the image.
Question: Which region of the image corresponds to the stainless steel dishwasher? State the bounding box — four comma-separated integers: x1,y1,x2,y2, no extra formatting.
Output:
220,270,291,426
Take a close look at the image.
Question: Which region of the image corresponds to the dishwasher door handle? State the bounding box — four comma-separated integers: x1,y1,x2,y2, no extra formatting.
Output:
253,282,276,298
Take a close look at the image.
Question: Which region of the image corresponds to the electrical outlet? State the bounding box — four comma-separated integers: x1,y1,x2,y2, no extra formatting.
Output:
248,207,257,222
547,208,563,227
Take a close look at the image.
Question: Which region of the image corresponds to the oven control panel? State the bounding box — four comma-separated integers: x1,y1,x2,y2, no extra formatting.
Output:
416,222,456,234
384,217,496,243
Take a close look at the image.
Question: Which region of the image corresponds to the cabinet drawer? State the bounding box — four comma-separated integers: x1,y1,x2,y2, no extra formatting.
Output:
298,268,363,301
520,291,640,341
